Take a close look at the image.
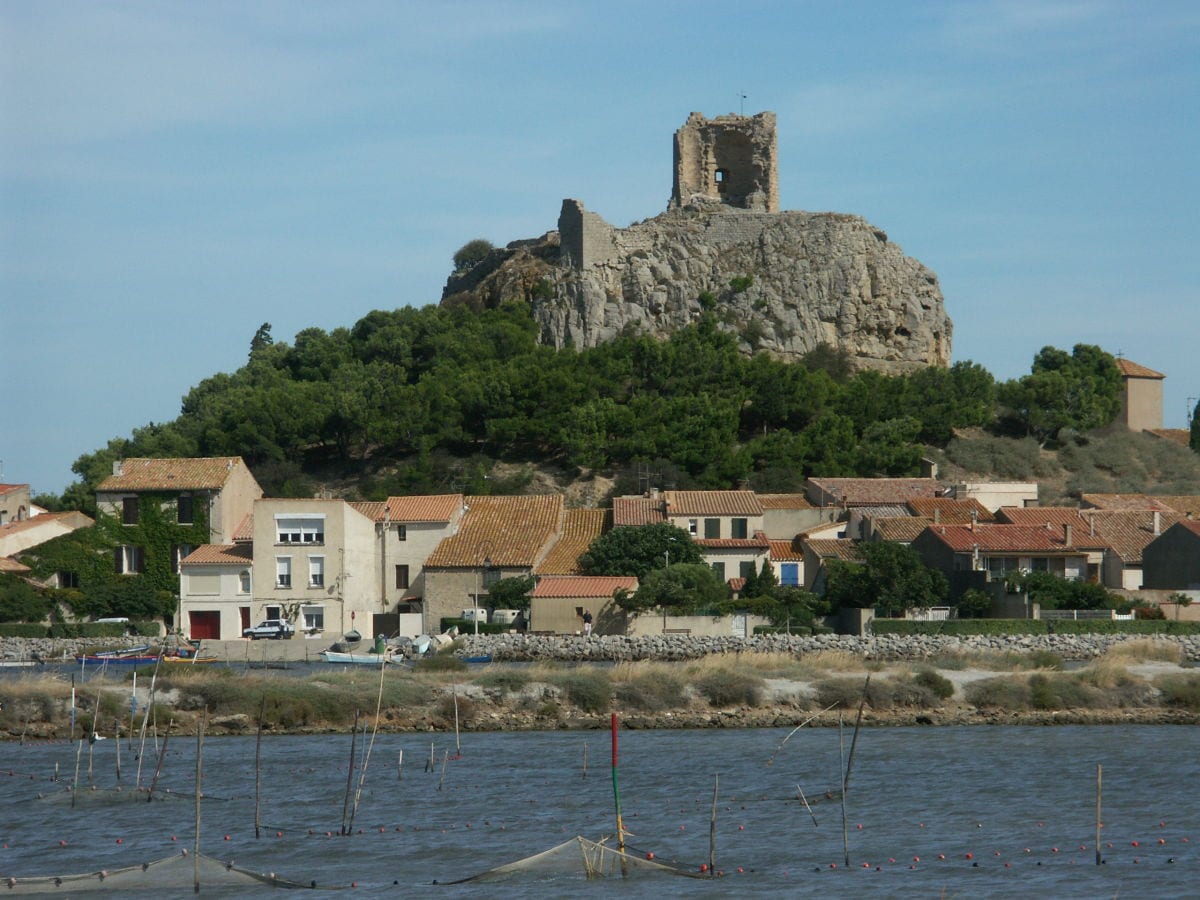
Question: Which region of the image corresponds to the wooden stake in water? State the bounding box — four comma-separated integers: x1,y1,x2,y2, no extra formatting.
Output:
147,718,173,801
452,687,462,759
839,716,849,868
1095,764,1103,866
69,677,76,743
86,689,101,786
582,741,588,779
796,783,819,828
128,672,137,753
611,713,627,868
437,749,450,791
71,738,83,809
397,749,404,780
114,723,122,782
340,710,360,835
709,773,719,877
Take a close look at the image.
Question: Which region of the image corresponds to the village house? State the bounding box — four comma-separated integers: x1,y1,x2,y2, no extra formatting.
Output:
529,574,636,635
1142,519,1200,591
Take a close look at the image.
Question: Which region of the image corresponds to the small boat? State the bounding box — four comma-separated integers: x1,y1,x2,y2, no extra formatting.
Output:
320,649,398,665
462,655,493,665
162,652,220,664
76,645,160,666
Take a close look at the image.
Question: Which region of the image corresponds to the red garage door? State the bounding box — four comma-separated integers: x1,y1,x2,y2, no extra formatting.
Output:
189,611,221,640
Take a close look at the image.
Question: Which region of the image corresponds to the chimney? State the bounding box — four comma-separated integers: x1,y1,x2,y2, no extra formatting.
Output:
1153,510,1161,535
1063,522,1073,546
933,507,941,525
112,460,124,477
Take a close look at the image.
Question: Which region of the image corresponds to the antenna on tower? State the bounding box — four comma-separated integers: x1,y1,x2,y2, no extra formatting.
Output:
738,91,747,115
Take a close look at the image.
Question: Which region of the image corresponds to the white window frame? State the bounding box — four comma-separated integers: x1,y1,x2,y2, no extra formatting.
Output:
302,605,325,631
275,514,326,545
308,556,325,588
276,556,292,589
687,519,698,536
238,570,251,594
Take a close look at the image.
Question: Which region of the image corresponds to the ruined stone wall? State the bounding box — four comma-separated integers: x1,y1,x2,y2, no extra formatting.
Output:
558,199,617,271
671,111,779,212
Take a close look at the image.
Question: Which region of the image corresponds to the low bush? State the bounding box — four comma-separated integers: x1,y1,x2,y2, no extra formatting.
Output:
1155,675,1200,711
964,676,1031,710
439,618,511,635
0,623,48,638
615,672,686,712
694,669,764,708
556,671,612,713
914,669,955,699
475,670,531,693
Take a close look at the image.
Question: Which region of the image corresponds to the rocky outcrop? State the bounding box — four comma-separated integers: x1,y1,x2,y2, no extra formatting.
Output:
442,200,952,374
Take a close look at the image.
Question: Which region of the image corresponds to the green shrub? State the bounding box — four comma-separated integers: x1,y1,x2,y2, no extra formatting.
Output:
557,671,612,713
439,617,511,635
697,290,717,310
615,673,686,712
0,623,49,638
728,275,753,294
964,676,1031,709
694,669,764,708
1156,675,1200,710
414,654,468,673
914,669,955,699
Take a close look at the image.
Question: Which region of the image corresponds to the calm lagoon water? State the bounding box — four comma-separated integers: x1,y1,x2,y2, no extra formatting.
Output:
1,725,1196,898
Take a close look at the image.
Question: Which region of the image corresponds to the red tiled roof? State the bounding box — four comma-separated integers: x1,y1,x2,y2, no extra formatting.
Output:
0,511,92,537
804,539,865,561
996,507,1090,526
922,523,1102,553
181,544,254,566
1115,358,1164,379
1078,510,1185,563
351,494,464,523
0,484,28,496
663,490,763,516
531,575,637,598
1146,429,1192,447
907,497,995,524
756,493,814,510
767,539,804,561
613,497,667,526
807,478,943,507
1080,493,1175,511
872,517,931,542
728,577,747,592
97,457,249,491
696,530,770,550
536,509,610,575
425,495,563,568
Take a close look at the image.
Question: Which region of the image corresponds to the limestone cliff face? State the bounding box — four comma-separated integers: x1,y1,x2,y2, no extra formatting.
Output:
442,200,952,373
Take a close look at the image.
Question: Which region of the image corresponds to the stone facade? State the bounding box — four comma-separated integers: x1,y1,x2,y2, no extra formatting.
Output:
670,111,779,212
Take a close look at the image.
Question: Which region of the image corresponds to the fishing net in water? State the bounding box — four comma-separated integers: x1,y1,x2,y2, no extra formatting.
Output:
443,835,707,884
34,787,193,806
1,851,334,893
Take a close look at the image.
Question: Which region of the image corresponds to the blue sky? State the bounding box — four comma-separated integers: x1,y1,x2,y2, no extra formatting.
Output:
3,1,1198,495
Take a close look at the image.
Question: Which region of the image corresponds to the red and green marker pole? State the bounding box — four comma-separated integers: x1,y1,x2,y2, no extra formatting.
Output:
611,713,626,856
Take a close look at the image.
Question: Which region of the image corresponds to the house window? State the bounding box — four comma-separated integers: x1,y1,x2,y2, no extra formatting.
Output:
266,605,281,621
739,561,756,580
275,515,325,545
687,519,698,536
122,497,139,525
59,570,80,589
302,605,325,631
711,561,726,580
114,545,145,574
704,518,720,539
395,564,410,590
308,556,325,588
177,494,194,525
780,563,799,586
483,565,501,588
238,571,251,594
173,544,197,574
986,557,1016,578
732,518,748,539
396,524,407,541
189,573,220,596
275,557,292,589
1031,557,1049,572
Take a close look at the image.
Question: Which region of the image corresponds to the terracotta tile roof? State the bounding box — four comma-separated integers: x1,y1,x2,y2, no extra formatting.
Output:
922,523,1103,553
97,457,249,491
1145,428,1192,447
613,496,667,526
807,478,943,507
872,517,931,542
663,490,763,516
804,539,865,561
1080,493,1183,512
232,513,254,542
1149,496,1200,517
0,484,27,497
424,495,563,568
181,544,254,566
536,509,611,575
1174,519,1200,538
1115,358,1164,379
0,511,93,537
767,539,804,561
1076,510,1185,563
0,557,31,574
855,505,909,519
996,507,1090,526
728,577,747,592
351,494,464,523
756,493,814,509
907,497,995,524
797,521,846,538
531,575,637,598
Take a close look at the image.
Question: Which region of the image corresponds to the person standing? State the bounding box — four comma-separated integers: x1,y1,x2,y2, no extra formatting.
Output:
582,609,593,637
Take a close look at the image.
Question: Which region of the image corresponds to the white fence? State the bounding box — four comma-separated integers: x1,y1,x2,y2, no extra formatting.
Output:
1038,609,1134,621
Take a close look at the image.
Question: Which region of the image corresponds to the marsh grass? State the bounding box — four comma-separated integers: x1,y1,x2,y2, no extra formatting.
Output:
815,675,942,710
1154,674,1200,710
614,671,687,712
474,670,531,693
694,669,765,708
1096,639,1183,665
931,649,1064,672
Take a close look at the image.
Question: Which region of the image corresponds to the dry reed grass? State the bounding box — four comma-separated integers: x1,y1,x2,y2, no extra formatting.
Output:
1095,639,1183,665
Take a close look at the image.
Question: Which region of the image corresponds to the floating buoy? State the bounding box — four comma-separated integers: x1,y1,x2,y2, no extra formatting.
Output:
645,852,654,860
964,853,973,860
171,836,177,842
699,863,708,873
223,835,231,841
738,825,745,831
937,854,945,861
1158,838,1166,845
57,840,67,847
276,831,283,837
1052,847,1060,853
1131,841,1140,847
736,867,744,873
116,839,123,844
856,823,863,830
829,862,837,869
912,856,920,862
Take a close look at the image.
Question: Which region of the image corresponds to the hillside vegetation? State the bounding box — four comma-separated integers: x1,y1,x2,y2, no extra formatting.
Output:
45,300,1200,511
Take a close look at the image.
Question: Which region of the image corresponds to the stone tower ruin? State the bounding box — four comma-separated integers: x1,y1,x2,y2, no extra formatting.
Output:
670,111,779,212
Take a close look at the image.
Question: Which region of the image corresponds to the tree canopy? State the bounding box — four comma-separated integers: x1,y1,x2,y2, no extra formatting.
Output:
997,344,1122,445
579,524,702,579
616,563,729,615
824,542,947,616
